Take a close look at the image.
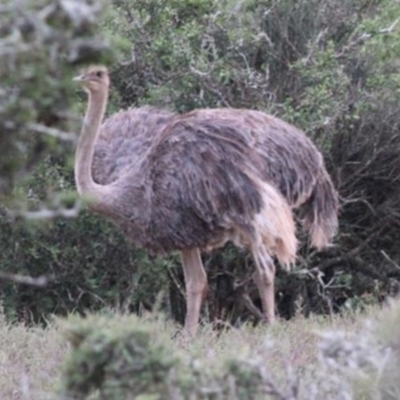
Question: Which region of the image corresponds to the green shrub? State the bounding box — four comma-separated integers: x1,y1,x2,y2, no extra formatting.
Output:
0,0,113,196
60,301,400,399
2,0,400,327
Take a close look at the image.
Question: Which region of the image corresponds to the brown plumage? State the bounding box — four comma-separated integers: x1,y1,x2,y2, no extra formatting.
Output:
73,66,339,335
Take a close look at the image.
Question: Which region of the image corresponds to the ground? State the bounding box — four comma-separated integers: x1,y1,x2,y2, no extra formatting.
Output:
0,303,398,399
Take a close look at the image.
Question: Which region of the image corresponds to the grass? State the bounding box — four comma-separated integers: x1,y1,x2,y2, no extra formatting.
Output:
0,313,68,399
0,303,398,399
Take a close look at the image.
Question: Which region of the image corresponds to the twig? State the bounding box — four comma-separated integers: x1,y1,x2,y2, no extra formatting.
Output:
379,17,400,34
77,286,108,307
28,122,78,142
241,292,264,320
336,17,400,59
304,28,328,64
381,250,400,271
7,201,82,220
0,272,52,287
167,266,186,298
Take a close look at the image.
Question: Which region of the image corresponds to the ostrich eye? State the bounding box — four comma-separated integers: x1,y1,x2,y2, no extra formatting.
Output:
96,71,103,78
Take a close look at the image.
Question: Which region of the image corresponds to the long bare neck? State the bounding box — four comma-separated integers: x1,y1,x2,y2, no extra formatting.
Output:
75,88,111,207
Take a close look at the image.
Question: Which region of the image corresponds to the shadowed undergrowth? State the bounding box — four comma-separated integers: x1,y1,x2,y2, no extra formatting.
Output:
1,301,400,399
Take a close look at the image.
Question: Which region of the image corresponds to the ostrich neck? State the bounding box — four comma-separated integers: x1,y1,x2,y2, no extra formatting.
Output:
75,89,111,207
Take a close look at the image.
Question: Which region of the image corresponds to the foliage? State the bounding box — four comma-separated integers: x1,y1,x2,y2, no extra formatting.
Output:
0,0,112,197
2,0,400,327
59,302,400,399
4,294,400,399
0,160,174,322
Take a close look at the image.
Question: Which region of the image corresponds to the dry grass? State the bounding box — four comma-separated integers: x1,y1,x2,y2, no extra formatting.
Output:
0,313,68,399
0,304,396,399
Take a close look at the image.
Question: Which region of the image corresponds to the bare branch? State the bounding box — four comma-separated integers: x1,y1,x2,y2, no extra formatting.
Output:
189,64,213,77
241,292,265,320
0,271,53,287
381,250,400,271
28,122,78,142
379,17,400,34
304,28,328,64
336,17,400,59
7,201,82,220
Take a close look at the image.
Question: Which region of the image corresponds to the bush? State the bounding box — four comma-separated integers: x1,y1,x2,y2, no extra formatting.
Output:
2,0,400,327
0,0,112,196
60,301,400,399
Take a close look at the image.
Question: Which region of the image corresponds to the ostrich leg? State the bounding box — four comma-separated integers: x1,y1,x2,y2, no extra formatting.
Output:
181,248,208,335
252,248,276,323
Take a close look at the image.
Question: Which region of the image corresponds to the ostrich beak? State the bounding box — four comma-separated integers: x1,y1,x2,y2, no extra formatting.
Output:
73,74,86,82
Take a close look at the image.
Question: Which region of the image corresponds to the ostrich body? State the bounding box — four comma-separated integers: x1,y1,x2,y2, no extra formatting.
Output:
74,66,339,335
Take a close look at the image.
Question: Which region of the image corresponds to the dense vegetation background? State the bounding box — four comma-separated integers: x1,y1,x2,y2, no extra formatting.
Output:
1,0,400,327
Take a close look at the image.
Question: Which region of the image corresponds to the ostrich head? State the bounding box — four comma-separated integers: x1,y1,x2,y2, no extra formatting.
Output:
73,65,110,93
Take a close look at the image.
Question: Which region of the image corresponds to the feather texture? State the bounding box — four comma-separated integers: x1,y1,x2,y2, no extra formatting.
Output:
91,107,338,262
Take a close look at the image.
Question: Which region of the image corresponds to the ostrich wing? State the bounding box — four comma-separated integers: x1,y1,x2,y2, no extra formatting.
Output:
132,112,274,253
139,108,325,252
185,109,324,207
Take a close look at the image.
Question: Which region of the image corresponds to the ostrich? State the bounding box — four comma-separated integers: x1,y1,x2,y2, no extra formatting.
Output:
73,65,339,335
